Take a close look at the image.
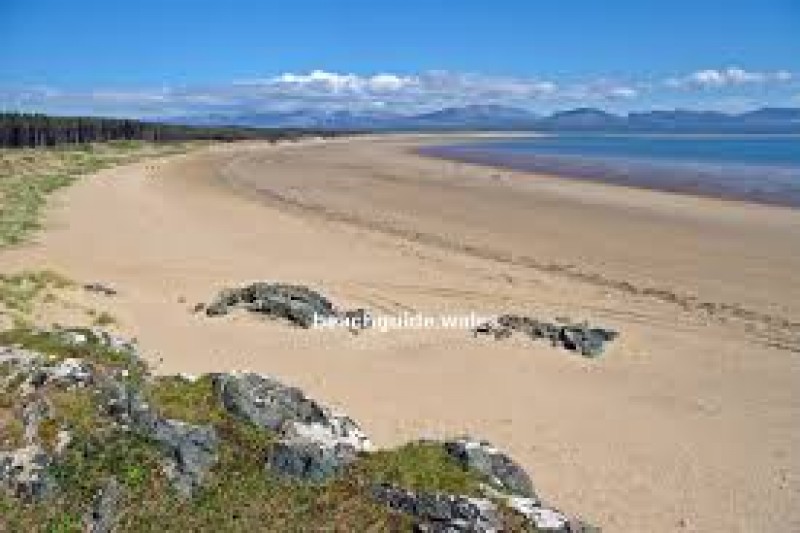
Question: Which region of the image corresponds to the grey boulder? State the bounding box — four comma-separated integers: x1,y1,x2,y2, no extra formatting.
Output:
444,437,537,500
475,315,618,358
371,483,500,532
0,445,53,501
103,379,218,496
85,477,122,533
212,372,328,431
151,418,218,497
266,438,358,483
213,372,371,481
205,282,337,327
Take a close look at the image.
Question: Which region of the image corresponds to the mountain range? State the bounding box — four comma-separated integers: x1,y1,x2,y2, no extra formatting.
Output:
169,105,800,133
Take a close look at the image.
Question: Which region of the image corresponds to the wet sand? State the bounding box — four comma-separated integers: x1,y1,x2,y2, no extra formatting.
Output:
1,135,798,532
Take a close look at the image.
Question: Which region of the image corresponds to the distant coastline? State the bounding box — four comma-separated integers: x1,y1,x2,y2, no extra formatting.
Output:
418,134,800,209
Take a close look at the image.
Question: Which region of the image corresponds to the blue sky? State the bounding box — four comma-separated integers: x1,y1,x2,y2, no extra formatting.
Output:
1,0,798,116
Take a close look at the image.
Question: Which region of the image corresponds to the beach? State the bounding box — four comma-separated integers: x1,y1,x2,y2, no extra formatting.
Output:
1,135,798,532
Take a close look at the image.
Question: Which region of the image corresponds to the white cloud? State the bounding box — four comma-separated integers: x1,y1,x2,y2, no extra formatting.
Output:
272,70,415,93
89,89,170,103
3,65,795,118
561,80,639,101
211,70,565,113
666,67,793,88
607,86,638,99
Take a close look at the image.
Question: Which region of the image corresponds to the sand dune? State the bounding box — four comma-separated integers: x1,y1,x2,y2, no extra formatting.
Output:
1,136,798,532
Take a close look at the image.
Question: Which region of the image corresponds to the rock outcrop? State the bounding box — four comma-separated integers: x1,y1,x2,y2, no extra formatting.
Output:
103,379,218,496
205,282,337,327
475,314,618,357
213,372,371,481
1,324,599,530
372,481,598,532
372,483,501,532
204,282,372,331
83,282,118,296
85,477,121,533
0,445,53,501
444,437,537,500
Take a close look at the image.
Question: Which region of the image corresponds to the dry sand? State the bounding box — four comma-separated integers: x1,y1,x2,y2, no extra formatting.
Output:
1,135,798,532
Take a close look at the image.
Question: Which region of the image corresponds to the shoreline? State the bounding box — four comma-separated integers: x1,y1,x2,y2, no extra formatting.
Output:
415,137,800,210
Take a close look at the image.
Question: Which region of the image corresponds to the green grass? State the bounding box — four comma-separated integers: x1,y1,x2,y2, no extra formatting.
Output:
0,415,24,450
0,326,531,531
0,270,73,316
352,441,484,496
0,380,409,531
92,311,117,327
149,375,226,426
0,327,147,386
0,269,128,333
0,142,192,248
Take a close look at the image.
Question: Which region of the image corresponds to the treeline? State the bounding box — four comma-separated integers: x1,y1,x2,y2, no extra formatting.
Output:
0,113,349,148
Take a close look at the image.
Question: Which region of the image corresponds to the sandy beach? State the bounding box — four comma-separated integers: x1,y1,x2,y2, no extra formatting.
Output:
1,135,798,532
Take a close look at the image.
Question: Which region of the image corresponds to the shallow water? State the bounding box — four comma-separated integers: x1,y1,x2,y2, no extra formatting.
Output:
420,135,800,207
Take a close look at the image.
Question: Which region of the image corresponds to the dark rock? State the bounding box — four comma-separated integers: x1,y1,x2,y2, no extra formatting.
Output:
151,418,218,496
49,358,93,385
83,283,118,296
0,445,53,501
103,379,218,496
474,314,618,357
204,282,369,330
22,400,49,445
55,327,139,356
243,282,335,318
444,437,537,500
212,373,328,431
371,483,500,532
103,380,154,428
213,372,371,481
266,438,357,482
86,477,121,533
3,341,88,394
504,497,599,532
0,346,42,369
205,288,241,316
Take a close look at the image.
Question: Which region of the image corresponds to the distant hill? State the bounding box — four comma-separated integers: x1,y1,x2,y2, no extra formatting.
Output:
537,108,625,130
407,104,539,129
167,106,800,133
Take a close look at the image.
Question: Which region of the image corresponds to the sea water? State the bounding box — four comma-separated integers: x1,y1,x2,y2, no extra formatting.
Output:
420,135,800,207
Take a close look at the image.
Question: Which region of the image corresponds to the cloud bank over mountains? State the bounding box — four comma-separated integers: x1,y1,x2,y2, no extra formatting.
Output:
665,67,792,88
1,67,796,118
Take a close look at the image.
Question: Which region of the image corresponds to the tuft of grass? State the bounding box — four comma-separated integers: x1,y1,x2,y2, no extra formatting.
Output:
0,415,24,450
92,311,117,327
351,441,485,496
48,388,105,439
149,375,225,426
51,431,166,502
0,270,73,315
38,417,61,453
46,513,83,533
